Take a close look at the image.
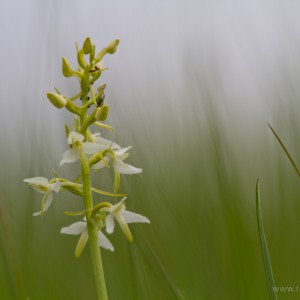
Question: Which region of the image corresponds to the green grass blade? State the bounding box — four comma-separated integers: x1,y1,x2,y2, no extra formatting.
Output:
256,179,277,300
268,123,300,178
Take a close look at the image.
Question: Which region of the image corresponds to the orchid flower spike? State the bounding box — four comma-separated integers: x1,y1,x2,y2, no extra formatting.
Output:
24,177,61,216
61,218,114,257
102,197,150,241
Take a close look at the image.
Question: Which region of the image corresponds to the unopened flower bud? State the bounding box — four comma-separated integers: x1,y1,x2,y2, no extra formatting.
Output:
106,39,120,54
95,105,109,121
77,48,88,69
83,37,93,54
47,92,67,109
62,56,73,77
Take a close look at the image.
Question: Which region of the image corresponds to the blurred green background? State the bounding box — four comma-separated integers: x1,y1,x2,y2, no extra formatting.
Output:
1,0,300,299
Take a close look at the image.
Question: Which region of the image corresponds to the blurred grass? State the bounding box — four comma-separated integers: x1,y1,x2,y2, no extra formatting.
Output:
2,2,300,296
2,90,300,300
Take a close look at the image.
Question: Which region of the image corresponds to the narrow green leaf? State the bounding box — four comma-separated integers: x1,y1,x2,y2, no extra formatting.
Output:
256,179,277,300
268,123,300,178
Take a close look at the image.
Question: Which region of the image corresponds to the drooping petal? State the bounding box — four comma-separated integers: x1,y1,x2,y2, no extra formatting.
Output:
112,158,142,174
105,214,115,234
122,210,150,224
75,229,89,257
115,215,133,241
60,149,79,166
67,131,84,145
60,221,86,235
33,192,53,216
98,231,114,251
42,192,53,213
82,142,106,155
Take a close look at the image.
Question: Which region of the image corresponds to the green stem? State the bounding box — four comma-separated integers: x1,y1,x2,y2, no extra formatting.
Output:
79,68,108,299
82,166,108,300
256,179,277,300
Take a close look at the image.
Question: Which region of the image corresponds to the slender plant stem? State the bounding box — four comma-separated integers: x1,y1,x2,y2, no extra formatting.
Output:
79,65,108,299
268,123,300,178
256,179,277,300
82,166,108,300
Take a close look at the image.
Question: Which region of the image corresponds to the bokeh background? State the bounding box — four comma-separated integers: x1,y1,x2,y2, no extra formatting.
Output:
1,0,300,299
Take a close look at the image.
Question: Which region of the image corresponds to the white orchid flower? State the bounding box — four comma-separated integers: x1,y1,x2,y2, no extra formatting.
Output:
102,197,150,241
92,145,142,192
24,177,61,216
61,219,114,257
60,131,106,166
92,146,142,174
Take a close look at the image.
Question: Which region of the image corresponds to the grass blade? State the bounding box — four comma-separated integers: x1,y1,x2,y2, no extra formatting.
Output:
256,179,277,300
268,123,300,178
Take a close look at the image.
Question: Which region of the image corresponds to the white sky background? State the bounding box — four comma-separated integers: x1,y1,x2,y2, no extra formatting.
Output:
1,0,300,173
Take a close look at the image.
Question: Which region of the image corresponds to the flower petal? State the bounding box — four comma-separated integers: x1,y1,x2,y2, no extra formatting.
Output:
33,192,53,216
60,149,79,166
114,146,132,156
75,229,89,257
82,142,106,155
24,177,49,185
98,231,114,251
50,180,61,193
24,177,51,193
60,221,86,235
122,210,150,224
108,197,126,215
67,131,84,145
105,214,115,234
93,133,121,150
113,158,142,174
115,215,133,241
43,192,53,213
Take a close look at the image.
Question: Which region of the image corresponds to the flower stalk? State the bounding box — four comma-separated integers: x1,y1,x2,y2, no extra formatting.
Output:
82,165,108,300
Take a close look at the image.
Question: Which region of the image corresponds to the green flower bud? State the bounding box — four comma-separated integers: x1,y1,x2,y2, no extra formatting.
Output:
62,56,73,77
95,105,109,121
83,37,93,54
47,92,67,109
106,39,120,54
77,49,88,69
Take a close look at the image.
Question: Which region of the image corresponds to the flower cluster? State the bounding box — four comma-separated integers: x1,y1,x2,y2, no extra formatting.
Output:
24,37,149,257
